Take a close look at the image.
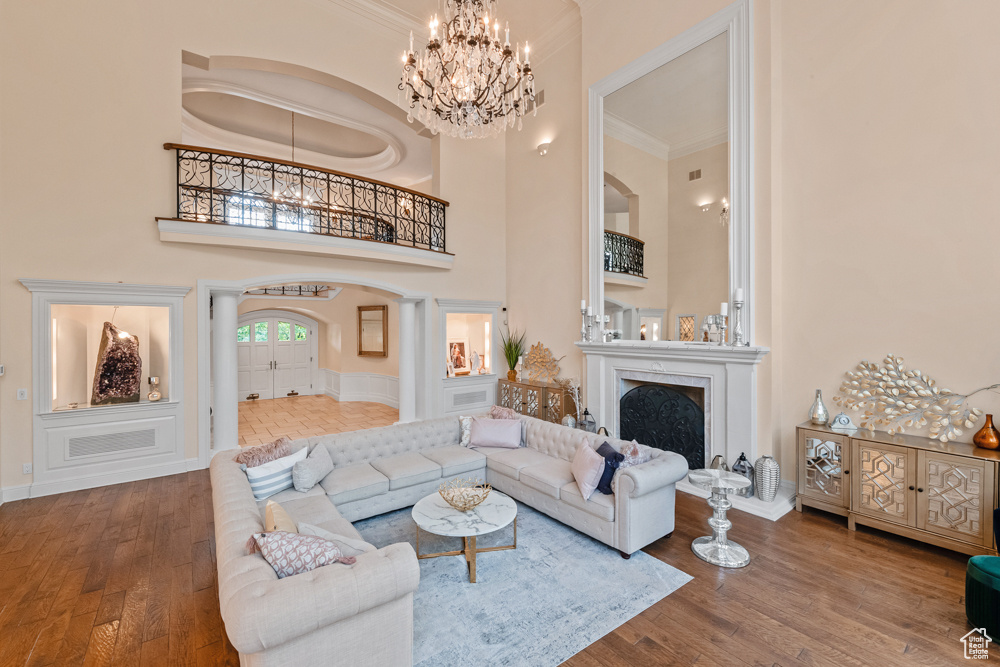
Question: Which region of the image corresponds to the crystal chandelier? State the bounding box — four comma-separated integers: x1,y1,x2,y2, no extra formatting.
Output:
400,0,536,139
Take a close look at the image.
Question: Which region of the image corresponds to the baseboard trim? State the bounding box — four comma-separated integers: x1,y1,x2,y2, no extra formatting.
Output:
22,458,203,499
323,369,399,408
676,479,796,522
1,484,31,504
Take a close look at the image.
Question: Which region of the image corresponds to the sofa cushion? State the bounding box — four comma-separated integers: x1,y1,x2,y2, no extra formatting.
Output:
421,445,487,477
520,459,575,499
273,494,344,528
320,463,390,504
561,482,616,522
483,448,553,480
254,478,326,512
370,452,442,490
245,447,308,501
292,444,335,492
298,523,376,557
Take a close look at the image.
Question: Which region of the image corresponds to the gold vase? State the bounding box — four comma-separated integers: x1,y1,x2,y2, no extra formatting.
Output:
973,414,1000,450
507,369,517,381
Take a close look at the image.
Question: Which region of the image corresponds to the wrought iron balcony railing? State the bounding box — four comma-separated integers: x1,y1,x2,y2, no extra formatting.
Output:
604,230,645,277
163,144,448,253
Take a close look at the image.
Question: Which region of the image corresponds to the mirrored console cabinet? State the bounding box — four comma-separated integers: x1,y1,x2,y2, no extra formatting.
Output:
796,422,999,556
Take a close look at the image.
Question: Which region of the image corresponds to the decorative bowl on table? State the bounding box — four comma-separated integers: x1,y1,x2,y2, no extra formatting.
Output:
438,477,492,512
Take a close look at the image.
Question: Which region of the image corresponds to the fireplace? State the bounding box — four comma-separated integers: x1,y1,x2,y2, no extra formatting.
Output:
620,381,706,469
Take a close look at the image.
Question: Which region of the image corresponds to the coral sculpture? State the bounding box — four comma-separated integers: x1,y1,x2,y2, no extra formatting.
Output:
524,342,563,384
835,354,998,442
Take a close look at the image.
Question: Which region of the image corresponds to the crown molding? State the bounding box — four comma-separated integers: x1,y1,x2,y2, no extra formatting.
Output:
603,113,671,162
532,5,582,65
570,0,603,14
667,125,728,159
321,0,424,36
19,279,191,298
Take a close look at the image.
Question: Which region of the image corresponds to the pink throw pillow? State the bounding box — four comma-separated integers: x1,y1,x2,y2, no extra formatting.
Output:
470,417,521,449
246,531,356,579
234,437,291,467
571,443,605,500
490,405,520,420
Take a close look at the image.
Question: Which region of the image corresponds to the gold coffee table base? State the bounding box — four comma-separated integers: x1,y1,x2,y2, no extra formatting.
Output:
415,518,517,583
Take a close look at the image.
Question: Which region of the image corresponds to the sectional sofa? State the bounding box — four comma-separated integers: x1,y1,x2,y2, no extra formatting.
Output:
211,414,688,666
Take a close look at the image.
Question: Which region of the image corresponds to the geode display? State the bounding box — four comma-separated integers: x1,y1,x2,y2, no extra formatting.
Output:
91,322,142,405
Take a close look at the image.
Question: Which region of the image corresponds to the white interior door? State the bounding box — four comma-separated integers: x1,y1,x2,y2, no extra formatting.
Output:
238,312,318,401
274,320,313,397
238,319,275,401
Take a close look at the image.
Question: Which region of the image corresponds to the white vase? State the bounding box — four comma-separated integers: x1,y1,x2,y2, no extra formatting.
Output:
754,455,780,502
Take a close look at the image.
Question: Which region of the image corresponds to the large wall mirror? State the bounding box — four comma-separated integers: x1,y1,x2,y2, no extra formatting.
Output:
588,0,752,344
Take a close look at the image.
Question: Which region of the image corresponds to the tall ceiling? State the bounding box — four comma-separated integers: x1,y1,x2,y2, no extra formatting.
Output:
604,33,728,157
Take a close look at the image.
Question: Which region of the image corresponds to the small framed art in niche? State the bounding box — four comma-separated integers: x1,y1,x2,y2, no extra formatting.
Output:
358,305,388,357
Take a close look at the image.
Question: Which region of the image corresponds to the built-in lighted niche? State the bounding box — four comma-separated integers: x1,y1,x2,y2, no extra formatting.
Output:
50,304,170,411
444,312,492,377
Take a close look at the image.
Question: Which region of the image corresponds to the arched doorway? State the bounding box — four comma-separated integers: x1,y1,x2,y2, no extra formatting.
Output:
236,310,319,400
197,273,431,464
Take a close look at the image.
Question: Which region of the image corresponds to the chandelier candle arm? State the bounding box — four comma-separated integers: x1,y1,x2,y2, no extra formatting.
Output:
400,0,536,139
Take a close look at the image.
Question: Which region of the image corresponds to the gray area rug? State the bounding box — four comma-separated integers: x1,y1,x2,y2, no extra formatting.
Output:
354,499,692,667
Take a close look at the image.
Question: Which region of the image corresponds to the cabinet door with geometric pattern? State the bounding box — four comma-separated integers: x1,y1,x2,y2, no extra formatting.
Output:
851,440,915,527
917,451,995,547
798,430,849,509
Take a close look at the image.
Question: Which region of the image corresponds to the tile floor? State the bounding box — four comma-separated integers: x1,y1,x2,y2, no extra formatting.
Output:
238,394,398,447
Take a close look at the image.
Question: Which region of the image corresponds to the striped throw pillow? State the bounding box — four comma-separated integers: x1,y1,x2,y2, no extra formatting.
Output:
245,447,308,501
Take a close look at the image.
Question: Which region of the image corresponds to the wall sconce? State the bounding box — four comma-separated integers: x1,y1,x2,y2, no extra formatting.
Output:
720,198,729,226
537,142,551,156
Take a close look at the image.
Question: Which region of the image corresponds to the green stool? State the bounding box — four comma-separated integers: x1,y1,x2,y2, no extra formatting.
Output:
966,511,1000,637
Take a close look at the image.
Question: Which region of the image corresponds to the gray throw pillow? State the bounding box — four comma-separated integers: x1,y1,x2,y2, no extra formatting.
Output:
292,445,334,492
298,523,376,557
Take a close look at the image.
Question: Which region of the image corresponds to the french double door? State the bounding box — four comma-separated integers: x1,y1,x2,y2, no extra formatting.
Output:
237,313,316,401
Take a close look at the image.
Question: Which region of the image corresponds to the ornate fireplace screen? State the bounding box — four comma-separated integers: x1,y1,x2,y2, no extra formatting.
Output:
620,384,704,469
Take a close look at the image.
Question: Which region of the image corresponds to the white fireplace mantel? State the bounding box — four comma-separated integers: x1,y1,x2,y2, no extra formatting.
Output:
578,339,769,469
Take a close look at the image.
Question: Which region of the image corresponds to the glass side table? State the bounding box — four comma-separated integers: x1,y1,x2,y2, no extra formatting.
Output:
687,468,751,568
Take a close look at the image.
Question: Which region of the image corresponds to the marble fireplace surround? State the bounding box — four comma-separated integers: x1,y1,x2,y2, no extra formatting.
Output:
579,341,794,521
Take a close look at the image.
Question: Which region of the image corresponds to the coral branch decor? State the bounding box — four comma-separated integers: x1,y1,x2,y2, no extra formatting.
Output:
835,354,1000,442
524,342,563,384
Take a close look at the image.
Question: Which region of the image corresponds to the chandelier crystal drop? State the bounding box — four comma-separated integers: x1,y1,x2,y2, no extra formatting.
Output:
399,0,536,139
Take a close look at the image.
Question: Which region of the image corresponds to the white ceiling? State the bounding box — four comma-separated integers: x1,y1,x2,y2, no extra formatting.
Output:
604,33,728,157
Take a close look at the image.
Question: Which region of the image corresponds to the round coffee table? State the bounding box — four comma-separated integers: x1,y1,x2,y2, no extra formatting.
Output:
411,490,517,583
688,468,751,568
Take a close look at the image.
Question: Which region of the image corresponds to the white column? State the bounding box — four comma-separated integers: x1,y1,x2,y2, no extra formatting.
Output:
212,289,241,451
395,297,418,423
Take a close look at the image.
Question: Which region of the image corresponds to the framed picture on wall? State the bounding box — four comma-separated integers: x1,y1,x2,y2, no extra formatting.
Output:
447,337,471,375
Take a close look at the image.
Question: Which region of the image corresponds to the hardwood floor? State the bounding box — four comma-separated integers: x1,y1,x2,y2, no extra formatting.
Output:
238,395,398,447
0,472,973,666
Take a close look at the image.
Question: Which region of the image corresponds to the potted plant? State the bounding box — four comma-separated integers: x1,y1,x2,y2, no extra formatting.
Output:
500,327,526,381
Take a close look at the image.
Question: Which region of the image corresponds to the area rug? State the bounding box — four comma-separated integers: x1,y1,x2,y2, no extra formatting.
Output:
354,500,692,667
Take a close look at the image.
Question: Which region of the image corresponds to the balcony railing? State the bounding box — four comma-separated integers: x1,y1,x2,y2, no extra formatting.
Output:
163,144,448,253
604,230,645,277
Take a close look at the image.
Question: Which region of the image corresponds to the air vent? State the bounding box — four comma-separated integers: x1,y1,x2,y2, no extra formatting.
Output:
524,90,545,114
453,390,488,407
689,169,702,181
68,429,156,458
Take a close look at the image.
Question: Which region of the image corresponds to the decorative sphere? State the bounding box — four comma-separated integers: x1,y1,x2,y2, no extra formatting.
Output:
561,414,577,429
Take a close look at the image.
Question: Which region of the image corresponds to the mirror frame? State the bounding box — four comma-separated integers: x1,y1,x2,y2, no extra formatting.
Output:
588,0,753,344
357,305,388,357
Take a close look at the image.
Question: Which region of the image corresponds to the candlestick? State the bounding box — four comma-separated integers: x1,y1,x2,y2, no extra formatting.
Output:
720,302,729,317
719,317,728,346
732,300,746,346
580,306,588,343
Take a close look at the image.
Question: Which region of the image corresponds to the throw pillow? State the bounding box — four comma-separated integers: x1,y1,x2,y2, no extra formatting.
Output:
571,442,605,500
246,531,356,578
265,500,298,533
298,523,377,558
469,417,522,449
459,415,474,447
234,437,291,467
292,445,335,492
596,442,625,495
490,405,519,420
620,440,651,468
245,447,308,501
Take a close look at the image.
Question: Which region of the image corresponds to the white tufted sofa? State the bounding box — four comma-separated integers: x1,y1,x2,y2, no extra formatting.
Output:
211,414,687,666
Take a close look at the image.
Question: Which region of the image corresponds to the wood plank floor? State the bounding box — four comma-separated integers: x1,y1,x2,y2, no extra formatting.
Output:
0,472,973,666
238,395,398,447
